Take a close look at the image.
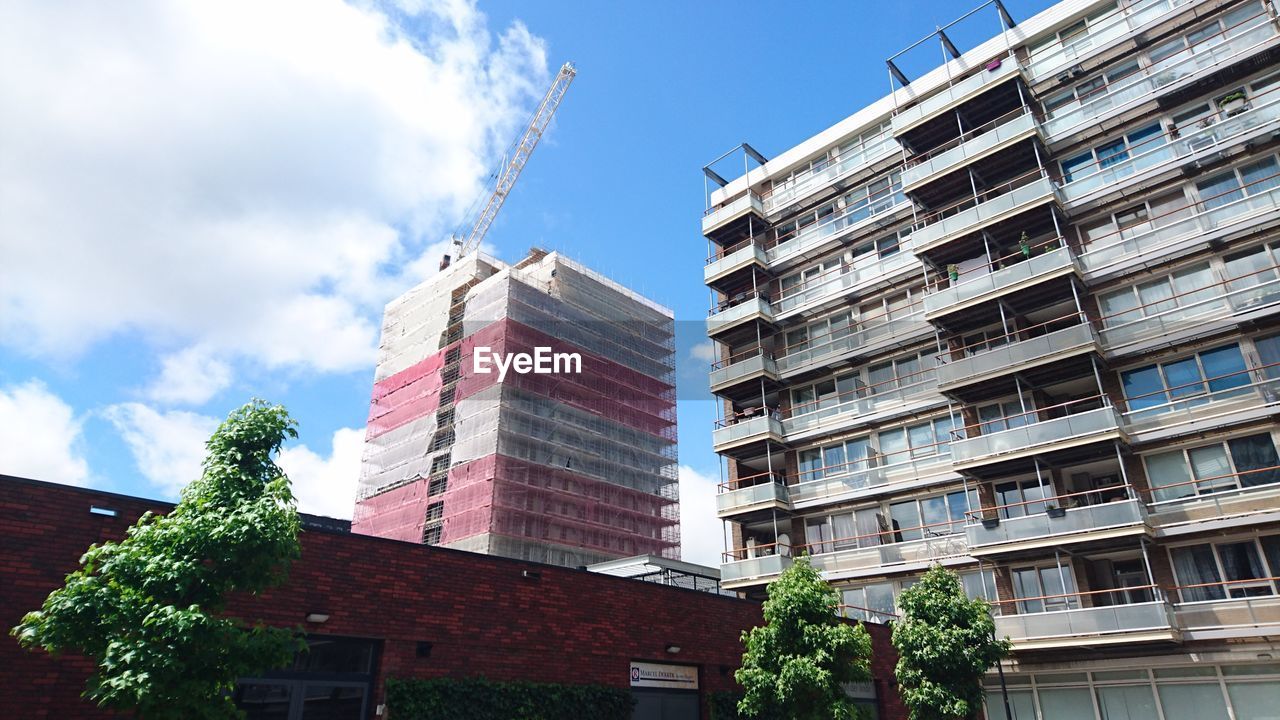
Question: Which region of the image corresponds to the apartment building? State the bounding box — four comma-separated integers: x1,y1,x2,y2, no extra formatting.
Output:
703,0,1280,716
354,248,679,568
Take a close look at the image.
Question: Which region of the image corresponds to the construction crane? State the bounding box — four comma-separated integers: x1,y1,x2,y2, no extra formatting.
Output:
440,61,577,270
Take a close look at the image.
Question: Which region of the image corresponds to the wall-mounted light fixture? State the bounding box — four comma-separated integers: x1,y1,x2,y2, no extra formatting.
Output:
665,644,681,655
305,613,330,624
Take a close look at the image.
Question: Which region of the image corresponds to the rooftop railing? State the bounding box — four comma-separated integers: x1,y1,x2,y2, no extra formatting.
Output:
892,58,1021,135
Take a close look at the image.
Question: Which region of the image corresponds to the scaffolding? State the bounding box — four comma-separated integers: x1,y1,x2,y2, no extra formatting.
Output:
353,250,680,565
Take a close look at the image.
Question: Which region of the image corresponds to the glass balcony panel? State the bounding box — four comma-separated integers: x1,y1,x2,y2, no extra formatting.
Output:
1150,482,1280,530
774,248,917,315
892,60,1021,134
912,176,1058,253
1123,374,1280,438
717,481,790,514
703,192,764,235
721,553,793,584
766,193,909,268
1062,95,1280,203
1042,17,1277,139
709,352,776,390
924,246,1074,316
765,136,899,215
712,414,783,449
782,374,939,435
807,533,970,575
1026,0,1189,81
952,406,1122,464
938,323,1095,387
705,241,767,283
789,454,955,506
776,313,930,375
995,601,1174,642
707,296,773,335
902,111,1038,189
1100,274,1280,349
1175,595,1280,633
967,498,1145,548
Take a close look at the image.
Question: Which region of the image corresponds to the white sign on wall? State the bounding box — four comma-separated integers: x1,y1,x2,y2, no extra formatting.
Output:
629,661,699,690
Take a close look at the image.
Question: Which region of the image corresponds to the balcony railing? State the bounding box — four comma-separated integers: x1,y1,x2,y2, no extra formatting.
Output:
707,291,774,336
1099,265,1280,352
705,239,768,283
712,412,784,450
703,192,764,235
902,109,1038,189
1079,172,1280,280
717,474,791,516
765,190,909,269
1146,466,1280,530
1174,579,1280,637
782,366,940,436
721,543,793,586
936,316,1097,389
789,452,957,507
709,347,777,391
966,494,1146,551
923,242,1075,318
1025,0,1192,81
800,519,972,577
773,247,917,317
775,311,930,377
951,397,1123,467
1042,9,1277,140
911,173,1059,254
892,58,1021,135
994,592,1175,645
764,135,899,216
1062,92,1280,204
1122,364,1280,441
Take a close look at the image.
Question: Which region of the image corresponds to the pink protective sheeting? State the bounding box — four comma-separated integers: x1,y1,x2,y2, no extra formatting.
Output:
350,480,433,543
366,351,446,440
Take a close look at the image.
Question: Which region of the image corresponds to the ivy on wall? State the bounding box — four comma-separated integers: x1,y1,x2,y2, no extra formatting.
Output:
385,677,634,720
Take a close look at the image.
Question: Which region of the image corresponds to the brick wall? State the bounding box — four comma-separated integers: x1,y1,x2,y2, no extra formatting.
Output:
0,476,905,720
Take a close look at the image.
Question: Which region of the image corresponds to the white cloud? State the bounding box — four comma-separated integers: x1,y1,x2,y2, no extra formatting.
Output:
145,345,233,406
689,341,716,363
277,427,364,520
0,380,90,486
678,464,723,567
0,0,548,375
105,403,218,496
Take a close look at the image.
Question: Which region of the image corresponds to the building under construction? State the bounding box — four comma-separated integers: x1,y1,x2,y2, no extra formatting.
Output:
353,249,679,568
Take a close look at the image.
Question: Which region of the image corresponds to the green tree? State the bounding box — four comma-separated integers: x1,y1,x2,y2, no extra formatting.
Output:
892,565,1011,720
12,400,305,720
736,555,873,720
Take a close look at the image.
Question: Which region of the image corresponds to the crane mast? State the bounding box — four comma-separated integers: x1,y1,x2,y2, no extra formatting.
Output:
441,61,577,270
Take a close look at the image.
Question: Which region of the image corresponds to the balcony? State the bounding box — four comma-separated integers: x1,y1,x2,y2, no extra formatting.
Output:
1079,176,1280,282
775,312,932,378
781,370,942,441
1099,268,1280,357
1025,0,1192,82
1175,586,1280,641
763,135,899,217
765,190,910,271
937,320,1098,391
1042,12,1278,141
705,240,768,286
709,349,778,395
923,244,1077,320
707,292,774,339
951,400,1125,471
717,475,791,519
703,192,765,236
995,597,1178,650
721,545,792,589
789,453,960,509
1062,93,1280,208
1149,474,1280,536
712,413,784,454
803,524,973,581
967,496,1149,555
773,247,918,319
892,59,1021,137
911,174,1059,256
1122,371,1280,444
902,110,1039,191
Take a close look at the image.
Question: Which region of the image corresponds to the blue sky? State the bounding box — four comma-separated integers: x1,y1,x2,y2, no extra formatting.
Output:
0,0,1053,566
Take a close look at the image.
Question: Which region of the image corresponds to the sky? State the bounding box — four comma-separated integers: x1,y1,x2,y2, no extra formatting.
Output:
0,0,1054,567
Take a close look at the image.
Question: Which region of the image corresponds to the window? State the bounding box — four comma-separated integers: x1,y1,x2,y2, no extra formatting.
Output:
1099,262,1219,329
840,582,896,621
994,478,1052,519
1171,535,1280,601
1011,563,1079,613
1144,433,1280,502
888,489,975,541
1061,123,1165,184
977,399,1033,434
1120,343,1250,411
798,436,874,482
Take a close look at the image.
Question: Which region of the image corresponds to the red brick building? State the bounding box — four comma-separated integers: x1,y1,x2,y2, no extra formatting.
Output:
1,475,905,719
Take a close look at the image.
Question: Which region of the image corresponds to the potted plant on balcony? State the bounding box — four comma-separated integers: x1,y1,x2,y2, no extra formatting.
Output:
947,264,959,282
1217,90,1248,117
980,515,1001,529
1018,231,1032,258
1045,504,1067,519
